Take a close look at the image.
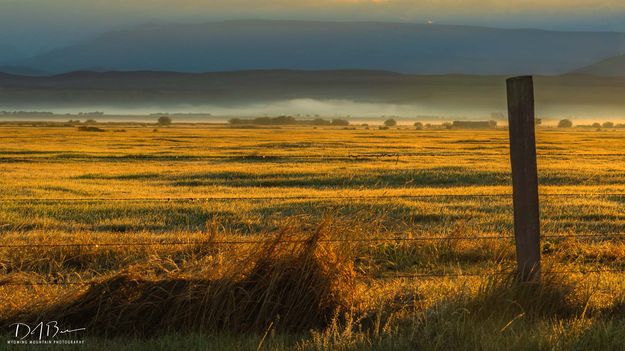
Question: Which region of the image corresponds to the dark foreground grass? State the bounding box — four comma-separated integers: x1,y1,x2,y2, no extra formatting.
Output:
3,234,625,350
4,279,625,350
1,225,356,337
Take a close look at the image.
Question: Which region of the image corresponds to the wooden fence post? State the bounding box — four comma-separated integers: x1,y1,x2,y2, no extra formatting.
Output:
506,76,541,282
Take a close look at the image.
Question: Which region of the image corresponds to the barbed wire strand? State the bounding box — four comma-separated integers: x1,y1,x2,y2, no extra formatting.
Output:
2,152,625,159
380,268,625,279
1,233,624,248
3,268,624,286
1,192,625,203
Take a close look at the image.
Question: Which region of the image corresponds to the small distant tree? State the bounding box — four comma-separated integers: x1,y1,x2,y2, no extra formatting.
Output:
312,118,331,126
77,125,105,132
84,119,97,124
272,116,296,125
157,116,172,126
592,122,601,128
414,122,423,130
331,118,350,126
557,119,573,128
442,122,453,129
384,119,397,127
603,121,614,128
535,118,542,126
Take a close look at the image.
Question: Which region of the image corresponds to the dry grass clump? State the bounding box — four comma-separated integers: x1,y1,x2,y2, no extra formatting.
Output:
1,225,357,337
460,271,581,319
598,293,625,319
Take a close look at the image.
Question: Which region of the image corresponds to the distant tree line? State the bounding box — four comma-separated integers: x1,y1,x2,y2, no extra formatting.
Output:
228,116,350,126
150,113,212,116
557,119,625,128
0,111,54,115
451,120,497,129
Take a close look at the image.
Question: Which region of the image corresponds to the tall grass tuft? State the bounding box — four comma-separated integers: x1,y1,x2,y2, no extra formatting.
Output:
465,271,580,319
1,224,357,337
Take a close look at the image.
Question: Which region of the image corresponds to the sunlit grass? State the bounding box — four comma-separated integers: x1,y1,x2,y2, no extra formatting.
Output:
1,124,624,349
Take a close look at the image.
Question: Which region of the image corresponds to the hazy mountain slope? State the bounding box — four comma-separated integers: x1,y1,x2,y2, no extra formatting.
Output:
575,54,625,76
0,66,48,76
2,70,625,119
18,20,625,75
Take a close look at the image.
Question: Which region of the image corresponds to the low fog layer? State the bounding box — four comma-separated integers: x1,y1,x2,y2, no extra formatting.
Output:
3,98,625,126
2,71,625,125
0,99,483,119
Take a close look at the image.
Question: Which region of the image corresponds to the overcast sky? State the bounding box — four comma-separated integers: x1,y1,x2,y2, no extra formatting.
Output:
3,0,625,61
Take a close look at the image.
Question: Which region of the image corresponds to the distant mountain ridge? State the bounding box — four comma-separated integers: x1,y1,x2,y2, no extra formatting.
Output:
10,20,625,76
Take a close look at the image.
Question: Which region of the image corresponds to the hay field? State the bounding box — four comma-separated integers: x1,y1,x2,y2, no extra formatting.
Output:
1,123,625,350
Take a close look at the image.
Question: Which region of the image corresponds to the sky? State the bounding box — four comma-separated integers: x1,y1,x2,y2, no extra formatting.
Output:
3,0,625,62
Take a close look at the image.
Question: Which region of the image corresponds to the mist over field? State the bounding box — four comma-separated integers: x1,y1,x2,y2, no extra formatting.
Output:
0,98,493,120
3,70,625,125
3,98,625,125
0,99,442,120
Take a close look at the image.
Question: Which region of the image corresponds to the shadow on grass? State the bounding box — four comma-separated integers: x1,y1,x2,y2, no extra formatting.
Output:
1,228,356,337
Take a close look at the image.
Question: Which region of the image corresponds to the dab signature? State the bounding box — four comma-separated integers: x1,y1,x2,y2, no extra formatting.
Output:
9,321,86,341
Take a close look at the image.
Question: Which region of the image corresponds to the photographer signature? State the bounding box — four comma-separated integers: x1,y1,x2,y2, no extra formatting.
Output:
9,321,86,340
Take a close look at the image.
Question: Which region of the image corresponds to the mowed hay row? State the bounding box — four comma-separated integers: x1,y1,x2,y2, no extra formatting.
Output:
0,225,358,337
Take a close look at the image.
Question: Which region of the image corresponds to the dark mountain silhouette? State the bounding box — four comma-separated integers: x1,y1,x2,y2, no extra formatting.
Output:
0,66,48,76
14,20,625,75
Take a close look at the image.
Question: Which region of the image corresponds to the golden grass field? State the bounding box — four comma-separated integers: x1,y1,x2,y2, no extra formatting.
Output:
1,122,625,350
